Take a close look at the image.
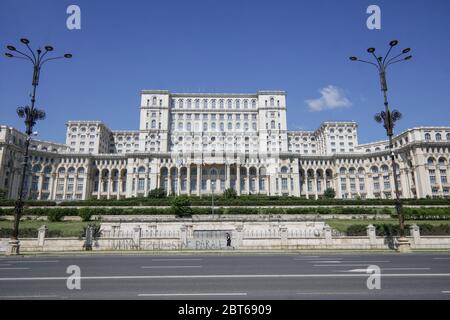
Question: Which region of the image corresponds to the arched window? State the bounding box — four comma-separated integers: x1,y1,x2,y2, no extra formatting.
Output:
436,133,442,141
187,99,192,108
138,166,145,174
152,96,157,105
243,100,248,108
179,99,183,108
427,157,436,165
151,120,156,129
438,157,446,166
271,120,275,129
68,167,76,175
236,100,240,109
371,166,379,174
339,167,347,175
251,99,256,108
425,133,431,141
44,166,52,174
227,99,232,109
381,165,389,173
32,164,41,173
195,99,200,108
203,99,208,109
349,167,356,175
270,97,274,106
211,99,216,109
219,99,224,109
281,166,288,174
77,167,85,175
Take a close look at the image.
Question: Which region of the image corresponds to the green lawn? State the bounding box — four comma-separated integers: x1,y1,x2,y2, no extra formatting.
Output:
1,219,450,237
327,219,450,232
0,220,90,237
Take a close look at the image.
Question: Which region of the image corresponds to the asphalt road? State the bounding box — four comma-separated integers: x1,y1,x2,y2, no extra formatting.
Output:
0,252,450,300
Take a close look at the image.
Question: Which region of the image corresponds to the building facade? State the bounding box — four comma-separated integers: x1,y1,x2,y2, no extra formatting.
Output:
1,90,449,201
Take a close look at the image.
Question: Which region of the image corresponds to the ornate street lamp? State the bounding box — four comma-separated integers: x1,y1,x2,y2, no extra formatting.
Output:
350,40,412,253
5,38,72,255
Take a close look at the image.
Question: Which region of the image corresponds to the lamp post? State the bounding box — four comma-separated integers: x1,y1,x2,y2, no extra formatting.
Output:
349,40,412,252
4,38,72,255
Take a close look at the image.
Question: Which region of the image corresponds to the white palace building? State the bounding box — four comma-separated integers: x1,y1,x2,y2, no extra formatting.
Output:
1,90,449,201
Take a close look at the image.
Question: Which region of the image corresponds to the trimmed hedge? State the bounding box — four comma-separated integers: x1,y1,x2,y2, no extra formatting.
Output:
0,206,394,217
401,207,450,220
1,197,449,207
346,223,450,236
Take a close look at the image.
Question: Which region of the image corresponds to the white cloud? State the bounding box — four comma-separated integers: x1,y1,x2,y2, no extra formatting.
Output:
305,85,352,112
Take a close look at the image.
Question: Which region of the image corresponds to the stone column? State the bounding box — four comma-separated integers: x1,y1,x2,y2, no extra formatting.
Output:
177,168,181,196
226,164,231,189
410,224,420,246
280,226,288,248
117,177,122,200
63,173,68,200
133,226,141,250
236,164,241,195
187,166,191,195
107,172,112,200
367,224,377,248
197,164,201,196
38,225,48,247
323,225,332,246
245,167,250,195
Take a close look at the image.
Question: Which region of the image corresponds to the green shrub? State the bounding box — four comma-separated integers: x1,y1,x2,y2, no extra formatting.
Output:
148,188,167,198
323,188,336,199
170,196,192,217
79,208,93,222
223,188,237,199
47,209,66,222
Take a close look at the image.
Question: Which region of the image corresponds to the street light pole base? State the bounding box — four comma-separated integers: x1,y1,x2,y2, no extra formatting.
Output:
396,236,411,253
6,239,21,255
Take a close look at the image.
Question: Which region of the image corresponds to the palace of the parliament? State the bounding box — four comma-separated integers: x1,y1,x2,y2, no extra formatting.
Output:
0,90,449,200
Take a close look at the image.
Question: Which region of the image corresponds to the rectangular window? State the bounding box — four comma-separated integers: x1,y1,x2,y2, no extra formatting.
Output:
42,177,50,191
138,178,145,191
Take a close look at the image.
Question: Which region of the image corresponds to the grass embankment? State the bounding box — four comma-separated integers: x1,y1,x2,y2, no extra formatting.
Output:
2,219,450,237
0,220,90,237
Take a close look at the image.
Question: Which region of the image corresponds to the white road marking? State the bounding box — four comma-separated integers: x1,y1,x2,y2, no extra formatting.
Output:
151,258,203,261
314,264,375,267
0,295,59,299
343,268,430,272
308,260,390,264
295,258,343,261
296,292,371,295
6,260,59,263
1,273,450,281
442,291,450,294
138,292,247,297
0,268,30,270
141,266,202,269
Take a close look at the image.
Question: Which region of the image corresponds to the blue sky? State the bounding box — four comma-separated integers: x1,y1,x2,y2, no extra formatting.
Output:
1,0,449,144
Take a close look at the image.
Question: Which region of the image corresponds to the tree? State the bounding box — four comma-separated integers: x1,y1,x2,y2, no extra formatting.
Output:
171,196,193,217
148,188,167,198
223,188,237,199
323,188,336,199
